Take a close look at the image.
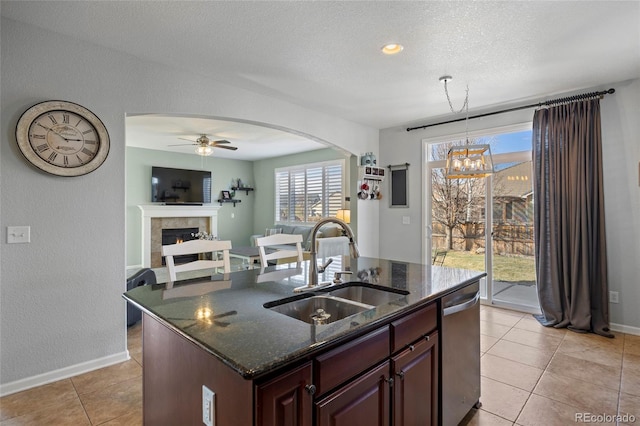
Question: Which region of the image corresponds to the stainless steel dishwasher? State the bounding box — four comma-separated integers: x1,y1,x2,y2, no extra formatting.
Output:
441,281,481,426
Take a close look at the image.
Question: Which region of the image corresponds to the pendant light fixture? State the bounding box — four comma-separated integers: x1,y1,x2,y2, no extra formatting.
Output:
440,76,494,179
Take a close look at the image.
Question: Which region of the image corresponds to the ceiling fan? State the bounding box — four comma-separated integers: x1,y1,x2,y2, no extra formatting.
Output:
169,134,238,156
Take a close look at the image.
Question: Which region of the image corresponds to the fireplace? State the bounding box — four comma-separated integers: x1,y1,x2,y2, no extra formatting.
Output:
138,204,221,268
161,227,199,265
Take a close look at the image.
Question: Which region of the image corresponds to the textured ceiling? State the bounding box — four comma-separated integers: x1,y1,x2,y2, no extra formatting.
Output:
3,1,639,159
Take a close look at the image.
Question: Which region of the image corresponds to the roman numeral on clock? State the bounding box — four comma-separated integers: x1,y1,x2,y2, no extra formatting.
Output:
48,152,58,162
81,147,93,157
47,115,57,125
36,143,49,152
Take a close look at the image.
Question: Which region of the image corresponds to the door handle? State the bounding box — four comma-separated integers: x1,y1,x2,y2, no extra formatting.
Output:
443,292,480,317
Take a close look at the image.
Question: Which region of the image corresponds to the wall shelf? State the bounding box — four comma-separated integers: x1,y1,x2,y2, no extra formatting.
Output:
231,187,254,195
359,166,385,181
217,199,241,207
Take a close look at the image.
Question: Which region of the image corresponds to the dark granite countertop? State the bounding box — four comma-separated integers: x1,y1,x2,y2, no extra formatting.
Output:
123,256,485,379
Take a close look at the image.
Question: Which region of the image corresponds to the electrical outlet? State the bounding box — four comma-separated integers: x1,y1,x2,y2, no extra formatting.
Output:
609,291,619,304
402,216,410,225
202,385,215,426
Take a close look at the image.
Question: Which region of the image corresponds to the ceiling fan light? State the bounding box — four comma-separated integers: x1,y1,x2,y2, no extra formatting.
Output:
196,145,213,156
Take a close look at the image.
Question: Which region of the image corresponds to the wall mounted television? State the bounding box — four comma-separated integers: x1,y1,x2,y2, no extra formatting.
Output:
151,166,212,204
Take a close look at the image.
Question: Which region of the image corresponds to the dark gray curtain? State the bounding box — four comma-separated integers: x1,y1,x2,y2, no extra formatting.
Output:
532,98,612,337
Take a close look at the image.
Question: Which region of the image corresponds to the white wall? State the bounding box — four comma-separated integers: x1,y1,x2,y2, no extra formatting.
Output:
0,18,378,393
379,79,640,331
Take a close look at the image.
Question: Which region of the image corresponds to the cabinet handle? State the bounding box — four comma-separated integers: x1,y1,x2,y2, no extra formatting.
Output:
424,334,430,341
385,377,394,386
409,344,415,351
396,370,405,379
305,384,316,395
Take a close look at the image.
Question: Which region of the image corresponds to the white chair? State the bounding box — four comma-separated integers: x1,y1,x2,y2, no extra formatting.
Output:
255,233,304,268
162,239,232,285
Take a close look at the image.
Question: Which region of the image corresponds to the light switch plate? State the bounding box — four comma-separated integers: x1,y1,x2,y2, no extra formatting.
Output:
402,216,410,225
7,226,30,244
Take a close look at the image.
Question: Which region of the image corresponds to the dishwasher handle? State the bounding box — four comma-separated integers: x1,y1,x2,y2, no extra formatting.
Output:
443,291,480,317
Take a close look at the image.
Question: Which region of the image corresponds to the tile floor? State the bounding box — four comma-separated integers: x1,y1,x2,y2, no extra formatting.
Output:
1,305,638,425
462,305,640,426
0,324,143,426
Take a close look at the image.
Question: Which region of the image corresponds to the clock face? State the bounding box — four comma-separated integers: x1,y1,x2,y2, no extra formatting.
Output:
16,101,110,176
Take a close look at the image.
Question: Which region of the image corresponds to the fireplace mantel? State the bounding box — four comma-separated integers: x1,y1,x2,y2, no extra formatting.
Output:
138,204,221,268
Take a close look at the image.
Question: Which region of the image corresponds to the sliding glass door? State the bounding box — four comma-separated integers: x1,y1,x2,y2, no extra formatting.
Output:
425,126,540,313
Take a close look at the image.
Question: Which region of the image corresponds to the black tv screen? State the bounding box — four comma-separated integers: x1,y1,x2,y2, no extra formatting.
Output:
151,167,212,204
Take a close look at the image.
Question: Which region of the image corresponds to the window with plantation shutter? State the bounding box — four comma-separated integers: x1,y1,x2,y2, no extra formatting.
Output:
275,160,344,223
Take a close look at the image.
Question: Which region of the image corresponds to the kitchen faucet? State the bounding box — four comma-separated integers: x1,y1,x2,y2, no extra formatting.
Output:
294,217,360,293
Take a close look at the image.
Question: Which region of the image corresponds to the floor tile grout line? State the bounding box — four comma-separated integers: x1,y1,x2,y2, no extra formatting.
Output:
616,333,628,420
526,322,627,422
513,327,568,423
482,308,627,425
69,378,93,426
479,317,536,424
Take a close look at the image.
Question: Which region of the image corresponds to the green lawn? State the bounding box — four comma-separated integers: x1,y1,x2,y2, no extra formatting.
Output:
440,250,536,282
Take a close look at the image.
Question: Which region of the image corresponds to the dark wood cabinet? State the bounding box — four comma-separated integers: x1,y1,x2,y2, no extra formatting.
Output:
392,331,439,426
256,362,313,426
316,361,390,426
142,315,253,425
390,302,437,353
315,326,389,396
142,299,443,426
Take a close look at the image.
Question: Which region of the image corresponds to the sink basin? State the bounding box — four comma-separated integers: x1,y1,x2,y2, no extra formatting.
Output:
324,284,409,306
266,295,371,325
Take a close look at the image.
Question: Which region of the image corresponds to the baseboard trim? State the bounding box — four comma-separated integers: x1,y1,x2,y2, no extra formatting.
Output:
610,322,640,336
0,350,131,397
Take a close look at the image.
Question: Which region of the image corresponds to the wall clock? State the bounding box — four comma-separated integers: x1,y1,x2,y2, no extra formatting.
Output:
15,100,110,177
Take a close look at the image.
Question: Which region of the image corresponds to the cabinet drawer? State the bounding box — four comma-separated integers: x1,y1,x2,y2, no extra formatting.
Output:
390,302,437,353
315,326,389,396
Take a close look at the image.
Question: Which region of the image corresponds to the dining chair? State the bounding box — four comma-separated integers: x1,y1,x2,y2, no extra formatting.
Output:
255,233,304,268
162,239,232,285
432,250,447,266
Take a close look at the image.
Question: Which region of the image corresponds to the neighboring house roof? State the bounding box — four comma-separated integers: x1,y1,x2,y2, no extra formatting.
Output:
494,161,533,199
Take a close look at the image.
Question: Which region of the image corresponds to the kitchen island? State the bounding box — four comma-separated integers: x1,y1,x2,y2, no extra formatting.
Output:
123,256,485,425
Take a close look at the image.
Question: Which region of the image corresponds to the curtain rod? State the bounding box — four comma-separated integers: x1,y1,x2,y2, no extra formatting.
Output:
406,88,615,132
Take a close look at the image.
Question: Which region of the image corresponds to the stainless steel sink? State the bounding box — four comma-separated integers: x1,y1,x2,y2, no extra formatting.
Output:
324,284,408,306
265,284,409,325
266,295,372,325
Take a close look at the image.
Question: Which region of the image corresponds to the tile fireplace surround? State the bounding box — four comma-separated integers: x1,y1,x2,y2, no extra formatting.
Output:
138,204,221,268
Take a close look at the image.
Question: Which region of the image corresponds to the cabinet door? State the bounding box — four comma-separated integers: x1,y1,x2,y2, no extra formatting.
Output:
316,361,390,426
256,362,313,426
392,331,439,426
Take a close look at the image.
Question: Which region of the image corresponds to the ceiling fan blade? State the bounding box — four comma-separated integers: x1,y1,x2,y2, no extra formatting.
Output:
215,145,238,151
168,143,196,147
178,137,197,142
211,139,231,144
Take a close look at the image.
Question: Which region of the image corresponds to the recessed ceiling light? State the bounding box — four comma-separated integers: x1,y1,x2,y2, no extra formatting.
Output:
381,43,404,55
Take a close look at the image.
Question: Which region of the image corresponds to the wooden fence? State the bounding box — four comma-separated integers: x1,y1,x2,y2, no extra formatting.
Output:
432,223,534,256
